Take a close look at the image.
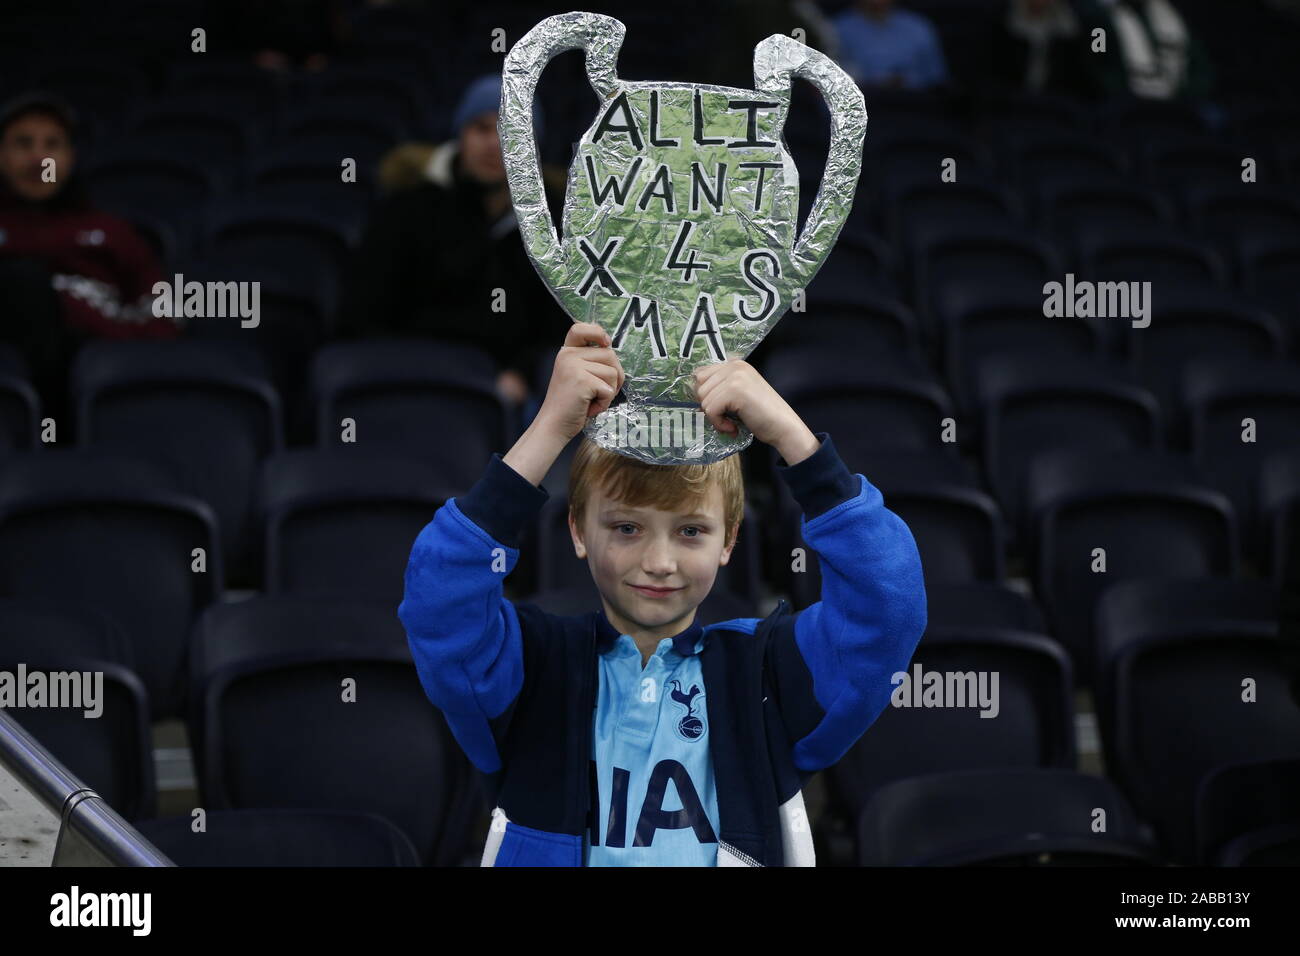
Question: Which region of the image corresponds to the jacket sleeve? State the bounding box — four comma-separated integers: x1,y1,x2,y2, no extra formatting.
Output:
397,451,549,773
764,431,928,772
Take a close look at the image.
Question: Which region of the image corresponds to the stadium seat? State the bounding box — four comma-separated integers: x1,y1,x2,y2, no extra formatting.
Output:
1183,357,1300,562
975,354,1162,544
922,582,1047,633
1259,450,1300,581
1124,285,1286,440
71,340,284,589
82,154,221,256
803,230,900,303
309,340,510,489
1139,136,1255,192
137,808,423,867
911,227,1063,349
761,290,922,360
826,626,1075,828
0,449,221,719
1024,449,1238,685
1077,223,1230,288
0,344,40,456
857,769,1162,866
777,450,1004,606
0,598,154,820
136,808,422,867
1195,758,1300,866
1092,578,1299,862
1036,177,1176,251
258,450,457,602
196,638,479,866
882,179,1024,250
760,348,958,457
932,278,1106,414
1002,130,1129,185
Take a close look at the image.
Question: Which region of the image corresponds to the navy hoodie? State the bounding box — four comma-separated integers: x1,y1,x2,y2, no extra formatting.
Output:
397,431,927,865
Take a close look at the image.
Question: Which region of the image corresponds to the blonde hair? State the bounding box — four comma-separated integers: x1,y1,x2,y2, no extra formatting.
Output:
568,438,744,549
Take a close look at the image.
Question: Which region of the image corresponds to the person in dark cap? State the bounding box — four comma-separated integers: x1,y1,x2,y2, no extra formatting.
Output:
339,74,569,408
0,91,176,421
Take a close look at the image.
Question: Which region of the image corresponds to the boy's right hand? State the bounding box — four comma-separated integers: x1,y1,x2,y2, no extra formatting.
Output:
535,322,625,442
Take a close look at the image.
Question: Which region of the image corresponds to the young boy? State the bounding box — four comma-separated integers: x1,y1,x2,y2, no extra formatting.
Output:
398,321,927,866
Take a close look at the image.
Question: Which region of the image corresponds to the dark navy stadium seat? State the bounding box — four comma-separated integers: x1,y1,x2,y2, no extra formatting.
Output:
907,220,1061,296
827,626,1075,826
136,808,422,866
186,595,484,868
761,290,922,360
309,340,509,490
1003,131,1129,185
71,340,283,589
1078,223,1230,288
922,582,1046,633
857,769,1161,866
975,354,1162,545
1183,357,1300,562
1025,449,1237,685
883,179,1024,250
258,450,456,602
803,230,899,302
1093,578,1300,862
196,637,477,866
1036,178,1176,250
1125,286,1286,439
0,344,39,456
931,278,1105,413
0,598,154,820
1195,758,1300,866
1259,450,1300,581
0,449,221,719
760,349,958,457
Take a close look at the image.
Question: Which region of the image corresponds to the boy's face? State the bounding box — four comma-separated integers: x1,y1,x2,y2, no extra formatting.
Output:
570,479,736,644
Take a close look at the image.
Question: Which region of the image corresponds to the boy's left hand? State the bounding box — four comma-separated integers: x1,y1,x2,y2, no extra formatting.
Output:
692,358,821,466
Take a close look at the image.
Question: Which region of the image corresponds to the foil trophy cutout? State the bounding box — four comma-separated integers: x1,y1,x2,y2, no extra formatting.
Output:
501,11,866,464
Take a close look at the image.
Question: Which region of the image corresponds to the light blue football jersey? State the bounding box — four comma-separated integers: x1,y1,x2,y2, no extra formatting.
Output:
585,632,719,866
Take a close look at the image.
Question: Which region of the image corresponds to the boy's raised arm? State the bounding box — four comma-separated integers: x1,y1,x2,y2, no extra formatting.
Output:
692,359,928,773
397,322,624,773
768,431,928,773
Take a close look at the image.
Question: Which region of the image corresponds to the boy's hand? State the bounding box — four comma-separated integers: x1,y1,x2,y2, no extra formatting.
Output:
692,358,821,466
535,322,626,442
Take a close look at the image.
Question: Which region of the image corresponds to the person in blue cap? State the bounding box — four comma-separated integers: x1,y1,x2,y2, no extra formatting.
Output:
340,74,566,407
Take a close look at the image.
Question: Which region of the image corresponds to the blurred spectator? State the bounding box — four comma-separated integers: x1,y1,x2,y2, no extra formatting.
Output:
0,92,174,420
339,75,570,406
832,0,949,90
1077,0,1214,99
992,0,1091,96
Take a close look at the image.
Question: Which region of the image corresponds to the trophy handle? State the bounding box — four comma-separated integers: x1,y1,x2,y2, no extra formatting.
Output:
752,34,866,285
500,13,626,277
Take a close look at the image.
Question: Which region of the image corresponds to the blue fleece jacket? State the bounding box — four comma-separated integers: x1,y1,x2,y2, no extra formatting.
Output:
397,431,927,865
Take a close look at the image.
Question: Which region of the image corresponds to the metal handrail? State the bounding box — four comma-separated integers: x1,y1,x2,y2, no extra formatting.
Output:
0,709,172,867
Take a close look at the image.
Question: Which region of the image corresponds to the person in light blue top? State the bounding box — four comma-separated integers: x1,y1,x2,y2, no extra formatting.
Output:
832,0,950,90
587,629,717,865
